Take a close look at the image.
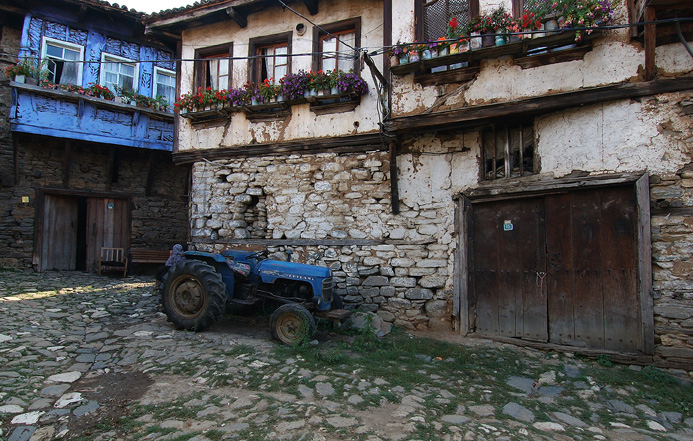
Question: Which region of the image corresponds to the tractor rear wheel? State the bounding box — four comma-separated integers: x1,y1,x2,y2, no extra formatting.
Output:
270,304,316,345
162,260,227,331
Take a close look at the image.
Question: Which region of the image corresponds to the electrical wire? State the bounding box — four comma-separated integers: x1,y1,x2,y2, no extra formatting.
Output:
274,0,361,54
5,17,690,65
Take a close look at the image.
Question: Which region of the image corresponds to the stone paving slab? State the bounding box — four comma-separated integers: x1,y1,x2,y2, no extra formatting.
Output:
0,269,692,441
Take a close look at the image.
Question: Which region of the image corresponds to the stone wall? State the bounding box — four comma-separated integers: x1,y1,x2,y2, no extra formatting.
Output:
649,96,693,368
0,135,189,268
189,151,456,331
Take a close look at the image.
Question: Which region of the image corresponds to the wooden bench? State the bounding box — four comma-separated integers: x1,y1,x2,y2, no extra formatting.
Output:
98,247,128,277
130,248,170,265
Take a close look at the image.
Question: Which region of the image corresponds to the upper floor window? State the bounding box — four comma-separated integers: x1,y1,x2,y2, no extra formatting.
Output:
101,53,138,94
416,0,479,41
482,123,536,181
249,32,292,84
314,19,361,72
195,44,232,91
42,37,84,85
154,67,176,107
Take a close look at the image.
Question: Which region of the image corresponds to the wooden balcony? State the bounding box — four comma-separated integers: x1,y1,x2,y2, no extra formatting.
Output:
9,82,174,151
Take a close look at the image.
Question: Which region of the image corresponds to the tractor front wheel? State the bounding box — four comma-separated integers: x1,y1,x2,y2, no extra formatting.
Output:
270,304,316,345
161,260,227,331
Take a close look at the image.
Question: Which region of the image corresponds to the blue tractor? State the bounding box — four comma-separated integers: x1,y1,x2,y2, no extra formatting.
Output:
160,249,348,344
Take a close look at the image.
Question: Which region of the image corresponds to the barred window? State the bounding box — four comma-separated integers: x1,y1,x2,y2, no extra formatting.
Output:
482,124,536,180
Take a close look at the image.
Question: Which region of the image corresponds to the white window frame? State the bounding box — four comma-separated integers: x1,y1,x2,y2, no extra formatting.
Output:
153,67,176,105
40,37,84,84
99,52,139,94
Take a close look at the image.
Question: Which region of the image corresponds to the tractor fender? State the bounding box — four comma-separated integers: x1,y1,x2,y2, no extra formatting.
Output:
183,251,235,300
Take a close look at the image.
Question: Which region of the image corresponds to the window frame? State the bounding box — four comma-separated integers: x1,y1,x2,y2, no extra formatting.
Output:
40,37,85,85
100,52,139,95
312,18,361,73
248,32,292,84
415,0,480,42
153,66,177,106
194,43,233,91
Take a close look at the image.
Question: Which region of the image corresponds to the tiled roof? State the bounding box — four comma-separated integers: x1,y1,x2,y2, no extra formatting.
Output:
146,0,228,18
80,0,146,17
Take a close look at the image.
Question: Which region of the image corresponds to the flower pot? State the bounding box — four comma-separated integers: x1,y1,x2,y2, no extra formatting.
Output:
438,46,449,57
449,44,459,54
26,77,38,86
481,33,495,48
409,51,420,62
330,86,339,96
495,32,507,46
458,40,470,52
470,32,482,50
303,90,311,98
13,74,26,83
399,53,409,64
422,49,432,60
430,49,439,58
391,55,399,66
544,18,559,33
533,24,546,38
310,89,318,97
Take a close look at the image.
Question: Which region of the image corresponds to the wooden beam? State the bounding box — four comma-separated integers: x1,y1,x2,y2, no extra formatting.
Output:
63,140,71,188
172,133,391,164
389,141,400,214
302,0,319,15
636,174,654,355
644,7,657,81
386,78,693,134
226,7,248,28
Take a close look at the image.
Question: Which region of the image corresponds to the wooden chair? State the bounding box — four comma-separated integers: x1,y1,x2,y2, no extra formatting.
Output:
98,247,128,277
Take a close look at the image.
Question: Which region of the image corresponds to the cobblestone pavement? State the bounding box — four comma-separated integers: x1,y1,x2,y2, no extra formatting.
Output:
0,269,692,441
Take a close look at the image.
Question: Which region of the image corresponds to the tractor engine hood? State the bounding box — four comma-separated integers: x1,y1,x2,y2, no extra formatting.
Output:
257,260,331,284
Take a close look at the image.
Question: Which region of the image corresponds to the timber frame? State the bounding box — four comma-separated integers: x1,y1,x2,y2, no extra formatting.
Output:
453,172,654,360
386,78,693,136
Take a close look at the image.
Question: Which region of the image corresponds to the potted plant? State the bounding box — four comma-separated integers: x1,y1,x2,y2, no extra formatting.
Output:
87,83,115,100
259,78,278,102
562,0,614,41
243,81,261,105
114,85,135,104
335,70,369,97
279,71,309,101
490,6,513,45
5,58,45,84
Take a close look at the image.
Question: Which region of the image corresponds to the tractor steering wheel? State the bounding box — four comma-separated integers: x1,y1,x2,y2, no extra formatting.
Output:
247,249,269,260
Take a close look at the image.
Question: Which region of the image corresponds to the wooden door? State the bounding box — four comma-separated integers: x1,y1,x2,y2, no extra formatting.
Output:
86,198,129,271
545,187,639,352
471,185,640,353
472,197,548,341
41,195,78,271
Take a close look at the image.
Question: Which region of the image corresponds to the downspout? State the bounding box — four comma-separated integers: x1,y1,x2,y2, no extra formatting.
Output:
675,19,693,59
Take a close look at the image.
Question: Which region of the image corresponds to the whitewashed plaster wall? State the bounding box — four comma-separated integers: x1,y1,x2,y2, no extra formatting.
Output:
390,0,693,116
178,0,384,151
538,94,693,179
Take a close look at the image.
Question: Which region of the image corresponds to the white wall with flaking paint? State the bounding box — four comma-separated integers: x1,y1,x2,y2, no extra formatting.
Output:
538,95,692,179
390,0,693,117
177,0,384,152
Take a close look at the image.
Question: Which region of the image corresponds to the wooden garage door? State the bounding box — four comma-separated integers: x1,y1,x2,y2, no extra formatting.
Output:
472,185,640,353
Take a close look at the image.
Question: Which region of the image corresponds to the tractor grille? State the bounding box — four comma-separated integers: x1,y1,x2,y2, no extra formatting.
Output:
321,278,334,304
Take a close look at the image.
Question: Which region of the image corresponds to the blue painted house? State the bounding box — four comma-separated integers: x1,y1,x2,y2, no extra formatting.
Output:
0,0,189,272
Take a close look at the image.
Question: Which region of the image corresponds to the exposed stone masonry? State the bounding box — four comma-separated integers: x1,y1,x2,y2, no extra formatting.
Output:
190,152,456,331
